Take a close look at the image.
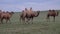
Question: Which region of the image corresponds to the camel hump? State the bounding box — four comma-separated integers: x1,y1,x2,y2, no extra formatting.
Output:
30,7,32,11
25,8,28,11
52,10,55,12
0,10,2,12
48,10,55,14
49,10,52,12
29,7,33,11
28,7,34,14
24,8,29,13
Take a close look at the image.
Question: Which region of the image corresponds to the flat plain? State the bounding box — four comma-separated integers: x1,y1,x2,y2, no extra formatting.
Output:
0,11,60,34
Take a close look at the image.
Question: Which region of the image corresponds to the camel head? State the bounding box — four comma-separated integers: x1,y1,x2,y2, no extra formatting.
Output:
11,11,14,14
34,11,40,17
8,11,14,16
37,11,40,13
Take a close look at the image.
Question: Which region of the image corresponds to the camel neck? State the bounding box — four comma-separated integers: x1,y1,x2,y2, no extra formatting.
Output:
35,12,39,17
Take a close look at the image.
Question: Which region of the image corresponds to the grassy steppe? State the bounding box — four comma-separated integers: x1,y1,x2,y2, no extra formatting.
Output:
0,11,60,34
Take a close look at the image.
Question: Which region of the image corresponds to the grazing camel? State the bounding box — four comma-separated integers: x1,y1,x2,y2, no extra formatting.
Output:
20,8,40,24
46,10,59,22
0,11,14,24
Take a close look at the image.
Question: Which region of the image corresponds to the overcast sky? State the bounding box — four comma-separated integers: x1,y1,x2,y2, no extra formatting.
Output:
0,0,60,12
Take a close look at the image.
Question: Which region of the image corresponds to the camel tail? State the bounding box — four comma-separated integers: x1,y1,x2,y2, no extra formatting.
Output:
46,14,49,19
45,14,50,22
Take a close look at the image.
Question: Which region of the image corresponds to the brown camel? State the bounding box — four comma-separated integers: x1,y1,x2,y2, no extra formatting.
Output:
0,11,14,24
46,10,59,22
20,10,25,23
20,8,28,23
26,11,40,23
20,10,40,24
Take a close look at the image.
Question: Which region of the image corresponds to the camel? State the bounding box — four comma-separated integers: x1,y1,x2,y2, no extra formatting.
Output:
25,11,40,24
46,10,59,22
20,8,40,24
20,10,25,23
0,11,14,24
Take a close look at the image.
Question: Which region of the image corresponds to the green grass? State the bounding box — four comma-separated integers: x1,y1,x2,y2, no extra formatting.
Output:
0,11,60,34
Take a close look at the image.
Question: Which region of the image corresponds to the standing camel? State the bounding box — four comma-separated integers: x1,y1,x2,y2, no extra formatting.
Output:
46,10,59,22
20,8,28,23
0,11,14,24
25,11,40,24
20,8,40,24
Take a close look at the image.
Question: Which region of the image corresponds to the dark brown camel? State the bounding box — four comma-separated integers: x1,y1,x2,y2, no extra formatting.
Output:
0,11,14,24
46,10,59,22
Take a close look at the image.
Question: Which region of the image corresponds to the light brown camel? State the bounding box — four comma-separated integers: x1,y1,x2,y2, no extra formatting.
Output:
20,8,32,23
20,8,28,22
20,10,25,23
46,10,59,22
20,9,40,24
26,11,40,24
0,11,14,24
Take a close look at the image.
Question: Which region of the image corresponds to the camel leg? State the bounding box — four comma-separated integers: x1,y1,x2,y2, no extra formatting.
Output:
20,17,22,23
25,18,29,23
22,18,25,24
6,19,8,23
20,17,24,24
31,17,33,24
9,19,11,24
53,16,55,22
26,18,30,24
0,19,1,24
46,15,50,22
23,19,26,24
1,19,3,24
